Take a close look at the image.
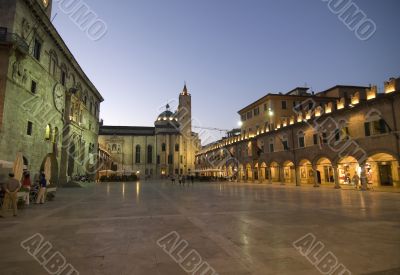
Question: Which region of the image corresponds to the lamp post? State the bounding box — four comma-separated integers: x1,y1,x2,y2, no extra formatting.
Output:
58,88,78,186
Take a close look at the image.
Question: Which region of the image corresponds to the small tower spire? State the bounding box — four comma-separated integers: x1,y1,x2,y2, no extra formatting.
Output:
182,82,189,95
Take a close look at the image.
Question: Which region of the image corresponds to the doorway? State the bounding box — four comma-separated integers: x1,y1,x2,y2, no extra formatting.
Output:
379,164,392,186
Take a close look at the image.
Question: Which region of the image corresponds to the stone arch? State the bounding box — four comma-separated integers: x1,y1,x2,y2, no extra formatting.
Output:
270,161,280,183
298,159,314,185
366,152,399,187
312,155,334,167
314,156,334,185
283,160,295,184
259,162,267,182
336,155,359,185
245,163,253,181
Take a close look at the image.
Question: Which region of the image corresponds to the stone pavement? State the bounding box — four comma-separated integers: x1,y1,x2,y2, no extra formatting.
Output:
0,181,399,275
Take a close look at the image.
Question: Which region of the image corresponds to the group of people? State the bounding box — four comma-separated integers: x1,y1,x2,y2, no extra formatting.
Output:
0,171,48,218
170,175,195,186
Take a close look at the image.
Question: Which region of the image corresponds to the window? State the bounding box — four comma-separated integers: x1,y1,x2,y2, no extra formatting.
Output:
135,145,141,163
147,145,153,164
335,129,340,141
281,101,287,110
365,119,388,136
269,143,274,153
334,127,349,142
45,124,51,140
49,53,57,76
241,114,246,121
175,144,179,152
27,121,33,136
61,71,66,86
33,39,42,60
180,155,183,164
254,107,260,116
162,143,166,152
264,103,268,111
246,111,252,120
168,154,173,164
157,155,160,164
298,136,305,148
313,134,318,145
31,80,37,94
282,140,289,151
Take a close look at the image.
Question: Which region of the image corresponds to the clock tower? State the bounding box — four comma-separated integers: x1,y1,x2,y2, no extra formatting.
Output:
38,0,52,18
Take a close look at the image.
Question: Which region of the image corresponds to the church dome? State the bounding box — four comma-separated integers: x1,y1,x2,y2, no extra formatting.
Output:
156,104,179,124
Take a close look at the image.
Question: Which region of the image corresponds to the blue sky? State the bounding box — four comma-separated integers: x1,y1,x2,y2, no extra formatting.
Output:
52,0,400,142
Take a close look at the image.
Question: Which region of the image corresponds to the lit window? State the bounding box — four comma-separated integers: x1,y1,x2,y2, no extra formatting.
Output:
45,124,51,140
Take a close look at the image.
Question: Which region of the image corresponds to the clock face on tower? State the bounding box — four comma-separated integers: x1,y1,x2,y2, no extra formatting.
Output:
53,84,65,113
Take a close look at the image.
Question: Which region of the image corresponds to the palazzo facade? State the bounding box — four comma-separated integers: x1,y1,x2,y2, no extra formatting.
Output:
196,77,400,189
0,0,103,182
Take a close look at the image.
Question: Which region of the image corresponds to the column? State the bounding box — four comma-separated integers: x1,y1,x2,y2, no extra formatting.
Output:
280,166,285,185
295,166,301,186
313,165,320,187
360,162,368,191
333,165,341,189
268,167,273,184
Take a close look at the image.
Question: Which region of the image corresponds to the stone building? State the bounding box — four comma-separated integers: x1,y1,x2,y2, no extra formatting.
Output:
196,77,400,189
0,0,103,182
239,86,369,138
98,85,201,179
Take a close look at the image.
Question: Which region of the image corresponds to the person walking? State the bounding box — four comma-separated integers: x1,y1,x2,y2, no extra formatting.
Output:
36,172,47,204
21,172,32,205
0,173,21,218
190,175,194,185
179,175,182,185
352,174,360,190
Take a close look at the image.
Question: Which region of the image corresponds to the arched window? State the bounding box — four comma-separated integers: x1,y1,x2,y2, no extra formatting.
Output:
60,64,67,86
175,144,179,152
147,145,153,164
298,131,305,148
162,143,166,152
135,145,141,164
45,124,52,140
49,51,58,76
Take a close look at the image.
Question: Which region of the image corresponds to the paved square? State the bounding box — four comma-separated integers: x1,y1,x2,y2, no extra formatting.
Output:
0,181,399,275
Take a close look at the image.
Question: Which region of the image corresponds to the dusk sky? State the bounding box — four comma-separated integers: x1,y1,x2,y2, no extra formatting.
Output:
52,0,400,142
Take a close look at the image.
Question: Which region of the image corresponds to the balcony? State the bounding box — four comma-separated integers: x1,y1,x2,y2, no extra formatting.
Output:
0,28,29,55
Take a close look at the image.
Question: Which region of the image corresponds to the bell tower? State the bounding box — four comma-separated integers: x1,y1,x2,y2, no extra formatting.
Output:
177,83,195,175
178,83,192,137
